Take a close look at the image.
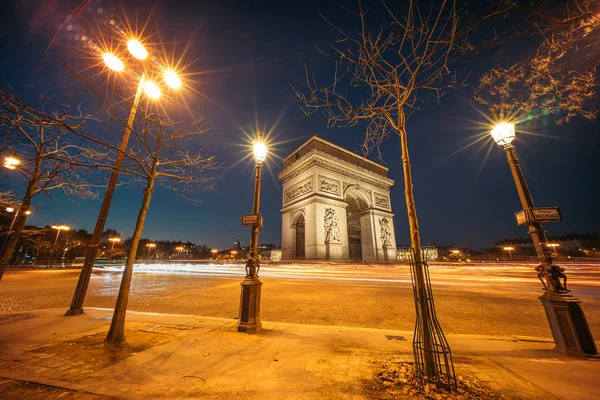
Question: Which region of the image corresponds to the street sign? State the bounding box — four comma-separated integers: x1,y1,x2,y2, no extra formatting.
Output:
515,207,562,226
515,210,527,226
532,207,562,223
242,214,262,227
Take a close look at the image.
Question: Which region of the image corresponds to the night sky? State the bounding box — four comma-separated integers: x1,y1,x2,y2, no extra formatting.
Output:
1,0,598,251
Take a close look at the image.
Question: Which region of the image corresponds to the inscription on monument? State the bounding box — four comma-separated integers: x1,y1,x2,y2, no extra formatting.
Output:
285,177,313,203
374,193,390,209
319,176,341,195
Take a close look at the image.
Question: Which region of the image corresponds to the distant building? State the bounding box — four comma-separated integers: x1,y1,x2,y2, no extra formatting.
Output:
494,232,600,257
396,244,440,262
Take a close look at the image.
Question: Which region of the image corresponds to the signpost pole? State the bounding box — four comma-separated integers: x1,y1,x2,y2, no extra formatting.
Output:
503,144,597,357
237,156,263,333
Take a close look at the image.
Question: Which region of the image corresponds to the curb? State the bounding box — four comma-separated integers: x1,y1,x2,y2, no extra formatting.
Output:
0,371,130,399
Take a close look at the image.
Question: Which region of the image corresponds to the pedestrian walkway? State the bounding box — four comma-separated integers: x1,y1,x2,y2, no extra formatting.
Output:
0,308,598,399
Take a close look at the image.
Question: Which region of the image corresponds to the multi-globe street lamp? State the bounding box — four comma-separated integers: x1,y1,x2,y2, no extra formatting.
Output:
51,224,71,244
491,122,597,357
108,237,122,249
547,243,560,256
503,246,514,261
146,243,157,258
237,138,267,333
67,37,183,316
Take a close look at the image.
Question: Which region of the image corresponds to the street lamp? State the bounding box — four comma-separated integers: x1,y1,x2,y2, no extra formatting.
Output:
108,237,122,249
503,246,514,261
237,137,268,333
547,243,560,256
67,36,184,316
211,249,218,260
3,156,21,170
51,224,71,244
0,207,32,260
491,122,597,357
146,243,156,258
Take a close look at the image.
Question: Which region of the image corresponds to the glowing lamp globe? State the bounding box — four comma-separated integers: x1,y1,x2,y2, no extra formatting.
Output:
253,141,268,163
127,39,148,60
6,207,14,213
491,123,516,146
103,53,124,71
164,70,182,89
143,81,161,99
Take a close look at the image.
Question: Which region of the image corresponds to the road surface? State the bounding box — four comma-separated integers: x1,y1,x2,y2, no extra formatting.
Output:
1,262,598,338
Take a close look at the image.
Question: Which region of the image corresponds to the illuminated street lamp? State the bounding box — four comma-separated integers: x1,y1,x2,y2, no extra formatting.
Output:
108,237,122,249
547,243,560,256
230,250,238,259
237,137,268,333
503,246,514,261
146,242,157,258
3,156,21,170
0,207,32,259
211,249,218,260
51,224,71,244
491,122,597,357
68,37,184,316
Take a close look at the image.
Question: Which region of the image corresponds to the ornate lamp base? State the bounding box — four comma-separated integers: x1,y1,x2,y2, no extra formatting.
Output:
539,291,598,358
237,277,262,333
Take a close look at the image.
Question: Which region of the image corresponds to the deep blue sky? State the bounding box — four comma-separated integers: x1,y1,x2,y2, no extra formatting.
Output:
1,0,598,250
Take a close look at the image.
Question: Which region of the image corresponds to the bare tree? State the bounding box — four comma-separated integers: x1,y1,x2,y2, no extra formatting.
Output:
294,0,472,384
475,0,599,122
77,110,220,345
0,87,98,279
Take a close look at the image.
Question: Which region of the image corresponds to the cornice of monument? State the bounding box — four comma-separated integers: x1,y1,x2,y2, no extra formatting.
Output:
281,135,389,173
278,149,394,189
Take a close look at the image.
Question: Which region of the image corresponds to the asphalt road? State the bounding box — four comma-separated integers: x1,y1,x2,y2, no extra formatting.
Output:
1,262,599,338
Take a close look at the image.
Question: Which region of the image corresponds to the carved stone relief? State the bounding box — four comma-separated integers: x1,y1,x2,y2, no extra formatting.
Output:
319,176,340,195
324,208,341,243
379,217,392,248
374,193,390,209
285,177,312,203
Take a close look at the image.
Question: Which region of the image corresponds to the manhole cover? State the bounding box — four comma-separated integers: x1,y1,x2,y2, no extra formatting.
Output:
0,313,38,325
386,335,406,341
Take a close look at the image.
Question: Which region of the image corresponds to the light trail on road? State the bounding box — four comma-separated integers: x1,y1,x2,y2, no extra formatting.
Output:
94,262,600,288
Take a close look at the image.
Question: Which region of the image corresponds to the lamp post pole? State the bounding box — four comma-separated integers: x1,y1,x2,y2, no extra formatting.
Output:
493,123,597,358
237,140,266,333
503,145,554,265
66,76,144,316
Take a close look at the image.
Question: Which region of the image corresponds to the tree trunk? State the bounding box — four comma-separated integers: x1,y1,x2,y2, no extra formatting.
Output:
398,115,437,377
0,157,41,280
105,171,156,345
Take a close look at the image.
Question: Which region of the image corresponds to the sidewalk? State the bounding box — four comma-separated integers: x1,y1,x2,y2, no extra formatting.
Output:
0,308,598,399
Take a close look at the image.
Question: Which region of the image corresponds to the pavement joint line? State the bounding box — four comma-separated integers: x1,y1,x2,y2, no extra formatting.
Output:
482,355,561,399
0,371,130,399
12,308,569,344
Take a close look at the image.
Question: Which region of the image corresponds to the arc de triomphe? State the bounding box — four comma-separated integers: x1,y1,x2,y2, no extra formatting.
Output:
279,136,396,261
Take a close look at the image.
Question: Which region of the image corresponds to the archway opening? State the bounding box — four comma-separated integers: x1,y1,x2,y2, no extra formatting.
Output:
344,188,369,261
295,214,305,259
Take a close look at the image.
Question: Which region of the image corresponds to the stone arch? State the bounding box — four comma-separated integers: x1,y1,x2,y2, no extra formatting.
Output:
343,184,372,212
290,210,306,259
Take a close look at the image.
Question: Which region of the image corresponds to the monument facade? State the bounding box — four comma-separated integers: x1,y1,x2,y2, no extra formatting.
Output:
279,136,396,261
